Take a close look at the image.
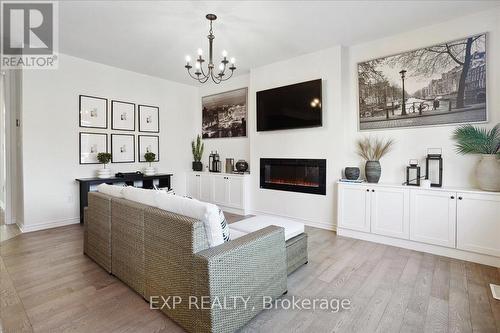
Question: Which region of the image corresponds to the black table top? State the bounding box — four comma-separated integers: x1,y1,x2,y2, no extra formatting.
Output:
76,173,173,182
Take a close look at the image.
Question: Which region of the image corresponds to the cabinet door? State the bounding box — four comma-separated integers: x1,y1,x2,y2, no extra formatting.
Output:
187,174,201,199
410,189,456,248
212,176,228,205
457,192,500,257
227,176,244,208
371,187,409,239
199,174,212,202
338,184,371,232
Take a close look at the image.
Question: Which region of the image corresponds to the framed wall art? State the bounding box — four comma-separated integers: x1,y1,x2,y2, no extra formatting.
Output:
138,135,159,162
111,134,135,163
202,87,247,138
79,95,108,129
357,33,486,130
111,100,136,131
79,132,108,164
138,104,159,133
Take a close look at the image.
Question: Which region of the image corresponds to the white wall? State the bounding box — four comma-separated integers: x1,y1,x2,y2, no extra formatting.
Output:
20,54,198,231
197,74,250,171
342,8,500,188
248,47,343,229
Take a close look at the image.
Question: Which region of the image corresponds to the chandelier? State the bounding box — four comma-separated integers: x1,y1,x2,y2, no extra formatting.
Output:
184,14,236,84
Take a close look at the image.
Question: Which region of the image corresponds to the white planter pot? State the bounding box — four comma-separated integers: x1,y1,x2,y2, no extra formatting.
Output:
97,167,111,179
475,154,500,192
144,166,156,176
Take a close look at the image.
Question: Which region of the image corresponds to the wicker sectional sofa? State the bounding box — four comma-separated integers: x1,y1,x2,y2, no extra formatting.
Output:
84,191,308,333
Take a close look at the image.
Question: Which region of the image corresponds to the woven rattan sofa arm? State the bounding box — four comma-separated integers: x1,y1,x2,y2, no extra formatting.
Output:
192,225,287,333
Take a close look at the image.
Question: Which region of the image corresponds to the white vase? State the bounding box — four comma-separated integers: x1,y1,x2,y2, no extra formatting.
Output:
475,154,500,192
97,167,111,179
144,166,156,176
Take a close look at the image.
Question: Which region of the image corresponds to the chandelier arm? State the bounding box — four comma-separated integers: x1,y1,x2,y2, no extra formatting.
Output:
187,68,202,80
220,69,235,81
210,70,222,84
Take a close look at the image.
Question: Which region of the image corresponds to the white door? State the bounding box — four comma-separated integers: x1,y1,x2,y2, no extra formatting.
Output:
199,174,212,202
410,189,456,248
371,186,410,239
187,173,201,199
338,184,371,232
212,176,228,205
457,192,500,257
227,176,243,208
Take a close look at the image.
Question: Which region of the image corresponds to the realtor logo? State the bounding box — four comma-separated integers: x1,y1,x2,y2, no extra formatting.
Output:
1,1,58,68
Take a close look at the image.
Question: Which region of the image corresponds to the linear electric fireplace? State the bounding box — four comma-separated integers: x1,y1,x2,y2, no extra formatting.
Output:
260,158,326,195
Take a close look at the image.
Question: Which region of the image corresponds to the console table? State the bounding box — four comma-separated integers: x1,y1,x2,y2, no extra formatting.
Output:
75,173,173,223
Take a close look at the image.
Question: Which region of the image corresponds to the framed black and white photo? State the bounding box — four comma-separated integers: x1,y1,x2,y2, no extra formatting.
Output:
111,134,135,163
138,135,159,162
357,33,486,130
79,95,108,129
202,88,248,138
138,105,159,133
111,100,136,131
79,132,107,164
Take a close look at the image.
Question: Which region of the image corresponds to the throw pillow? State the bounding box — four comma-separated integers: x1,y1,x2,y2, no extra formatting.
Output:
96,183,125,198
218,208,230,242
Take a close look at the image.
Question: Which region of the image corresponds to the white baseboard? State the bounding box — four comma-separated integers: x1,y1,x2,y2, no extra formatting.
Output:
249,209,336,232
17,217,80,233
338,227,500,268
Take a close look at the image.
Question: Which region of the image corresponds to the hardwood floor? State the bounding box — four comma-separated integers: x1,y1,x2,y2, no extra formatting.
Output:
1,223,499,332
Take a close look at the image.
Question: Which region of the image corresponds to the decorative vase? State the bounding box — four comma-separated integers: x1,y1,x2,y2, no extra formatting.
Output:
365,160,381,183
344,167,360,180
235,160,248,172
475,154,500,192
97,166,111,179
144,166,156,176
192,161,203,171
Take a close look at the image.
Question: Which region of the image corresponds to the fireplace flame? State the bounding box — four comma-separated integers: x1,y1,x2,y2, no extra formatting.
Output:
266,178,319,188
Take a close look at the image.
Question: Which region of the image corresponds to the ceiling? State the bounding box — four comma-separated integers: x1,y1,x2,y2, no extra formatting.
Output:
59,1,500,85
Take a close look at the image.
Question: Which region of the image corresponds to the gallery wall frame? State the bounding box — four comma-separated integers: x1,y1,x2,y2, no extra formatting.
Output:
138,135,160,162
111,100,136,131
79,132,108,165
79,95,108,129
138,104,160,133
111,134,136,163
356,33,487,131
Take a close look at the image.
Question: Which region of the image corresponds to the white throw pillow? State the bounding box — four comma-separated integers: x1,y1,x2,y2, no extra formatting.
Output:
155,192,225,247
122,186,158,207
218,207,230,242
96,183,125,198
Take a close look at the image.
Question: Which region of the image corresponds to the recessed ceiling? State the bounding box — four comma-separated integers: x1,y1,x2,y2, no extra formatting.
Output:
59,0,500,85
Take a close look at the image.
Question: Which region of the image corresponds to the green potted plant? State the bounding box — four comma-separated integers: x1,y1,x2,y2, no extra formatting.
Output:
96,152,112,179
191,135,204,171
144,152,156,176
356,137,394,183
452,124,500,191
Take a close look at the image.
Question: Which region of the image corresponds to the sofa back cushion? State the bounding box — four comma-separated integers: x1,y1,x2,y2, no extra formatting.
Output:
155,192,226,247
122,186,157,207
96,183,125,198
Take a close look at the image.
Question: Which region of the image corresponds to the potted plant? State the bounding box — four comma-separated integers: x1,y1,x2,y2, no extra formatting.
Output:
452,124,500,191
144,152,156,176
97,152,112,179
356,136,394,183
191,135,204,171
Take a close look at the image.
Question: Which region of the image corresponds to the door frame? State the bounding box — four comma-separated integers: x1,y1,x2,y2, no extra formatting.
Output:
1,70,14,225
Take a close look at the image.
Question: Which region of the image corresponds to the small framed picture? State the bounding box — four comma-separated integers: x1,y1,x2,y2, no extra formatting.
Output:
111,100,135,131
111,134,135,163
79,132,108,164
138,104,159,133
138,135,159,162
79,95,108,129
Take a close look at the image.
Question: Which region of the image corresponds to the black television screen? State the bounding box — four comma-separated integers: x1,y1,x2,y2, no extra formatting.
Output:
257,79,322,132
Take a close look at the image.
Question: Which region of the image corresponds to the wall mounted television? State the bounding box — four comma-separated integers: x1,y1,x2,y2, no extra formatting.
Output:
256,79,322,132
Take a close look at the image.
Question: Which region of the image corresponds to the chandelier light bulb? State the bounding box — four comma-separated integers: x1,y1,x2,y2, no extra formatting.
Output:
222,50,228,57
185,55,191,63
230,57,235,64
195,62,201,69
197,48,203,56
219,63,224,71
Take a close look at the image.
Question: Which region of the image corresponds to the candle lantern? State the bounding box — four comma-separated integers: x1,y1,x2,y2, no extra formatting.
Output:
425,148,443,187
406,159,421,186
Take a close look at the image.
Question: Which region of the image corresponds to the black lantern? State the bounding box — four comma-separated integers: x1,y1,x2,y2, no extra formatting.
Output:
406,159,421,186
425,148,443,187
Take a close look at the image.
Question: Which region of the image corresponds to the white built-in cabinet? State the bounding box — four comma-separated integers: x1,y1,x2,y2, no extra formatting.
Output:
337,182,500,266
187,172,249,214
